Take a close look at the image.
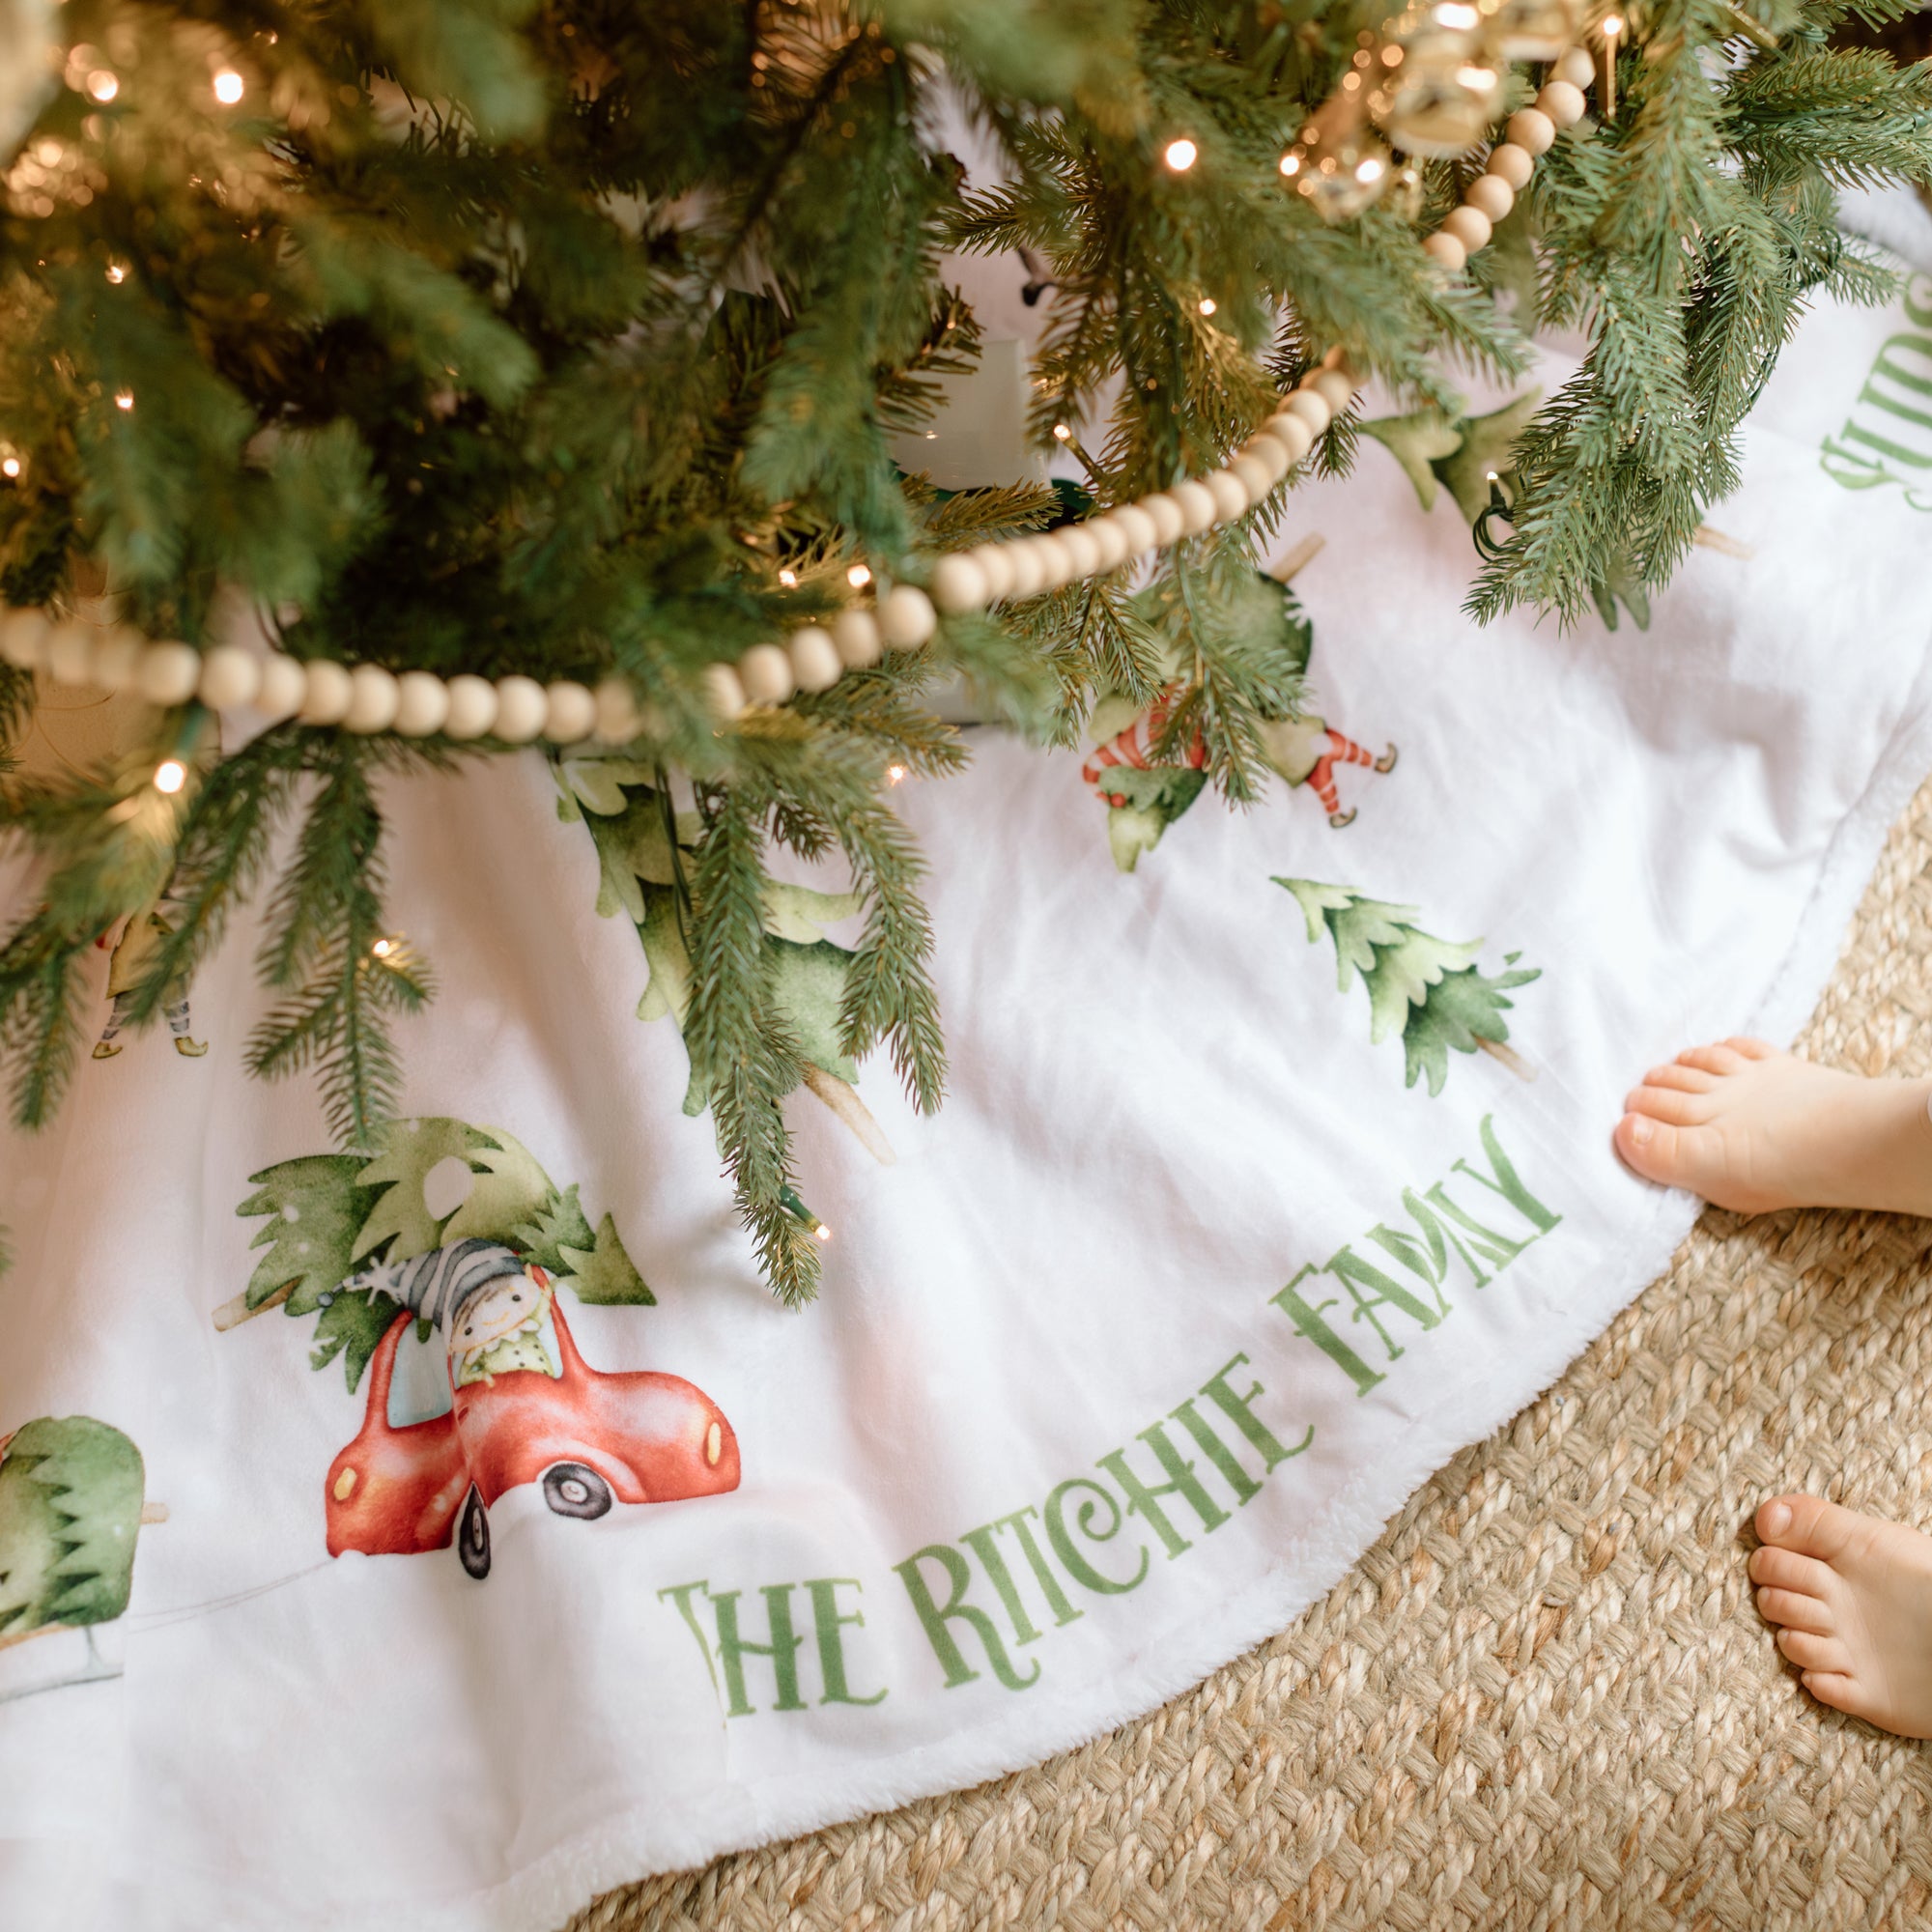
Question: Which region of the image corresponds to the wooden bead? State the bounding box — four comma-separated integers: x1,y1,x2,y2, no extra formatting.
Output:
880,583,937,648
344,664,401,733
1260,412,1315,466
543,680,597,743
592,676,642,744
1057,526,1102,579
1140,495,1187,547
1238,435,1293,487
1229,452,1278,503
256,655,306,719
1086,517,1131,572
1109,505,1159,554
197,644,263,710
1285,390,1331,437
1424,231,1468,273
702,663,747,724
832,609,883,668
737,642,795,706
1537,80,1586,128
1464,173,1514,224
1486,142,1534,190
91,628,144,693
1442,205,1493,254
931,553,988,613
969,545,1016,600
1555,46,1594,90
1310,368,1355,413
493,674,548,743
1507,106,1556,155
296,658,353,725
787,626,842,693
45,622,98,686
0,607,49,669
442,673,497,739
1205,469,1250,523
1000,543,1046,601
394,670,451,736
1028,533,1074,589
1171,480,1217,536
139,641,203,707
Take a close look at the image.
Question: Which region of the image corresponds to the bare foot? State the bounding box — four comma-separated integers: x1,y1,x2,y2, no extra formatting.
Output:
1748,1495,1932,1737
1613,1037,1932,1216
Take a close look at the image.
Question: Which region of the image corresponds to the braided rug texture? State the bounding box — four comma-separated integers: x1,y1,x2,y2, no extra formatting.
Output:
569,778,1932,1932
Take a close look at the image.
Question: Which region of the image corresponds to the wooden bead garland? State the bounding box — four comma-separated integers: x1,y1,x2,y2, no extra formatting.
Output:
0,47,1596,745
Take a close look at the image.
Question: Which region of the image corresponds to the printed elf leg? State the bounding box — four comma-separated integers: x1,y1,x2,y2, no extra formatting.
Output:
166,997,207,1058
93,989,135,1059
1299,729,1399,828
1322,728,1376,771
1081,683,1205,806
1305,754,1346,820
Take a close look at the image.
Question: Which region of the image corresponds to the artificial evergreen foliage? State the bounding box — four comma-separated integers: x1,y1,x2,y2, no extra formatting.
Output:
0,0,1928,1300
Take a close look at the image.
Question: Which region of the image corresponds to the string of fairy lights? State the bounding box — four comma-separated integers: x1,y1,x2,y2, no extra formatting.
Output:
0,2,1621,771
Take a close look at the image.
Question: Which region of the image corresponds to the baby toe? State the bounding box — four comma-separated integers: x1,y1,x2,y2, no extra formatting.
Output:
1679,1043,1747,1076
1756,1586,1833,1633
1756,1494,1861,1563
1642,1064,1718,1094
1776,1627,1852,1674
1800,1669,1860,1713
1722,1037,1777,1061
1748,1545,1835,1597
1623,1084,1717,1126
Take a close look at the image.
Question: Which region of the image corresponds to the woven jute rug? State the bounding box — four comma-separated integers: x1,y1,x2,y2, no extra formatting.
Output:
568,777,1932,1932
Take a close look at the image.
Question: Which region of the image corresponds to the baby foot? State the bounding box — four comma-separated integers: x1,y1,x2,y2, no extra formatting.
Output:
1749,1495,1932,1737
1613,1038,1932,1216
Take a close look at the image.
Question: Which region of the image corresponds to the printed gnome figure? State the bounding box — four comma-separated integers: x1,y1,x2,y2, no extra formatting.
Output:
344,1239,557,1389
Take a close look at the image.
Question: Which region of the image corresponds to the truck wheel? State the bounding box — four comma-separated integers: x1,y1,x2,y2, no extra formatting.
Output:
542,1462,613,1520
458,1486,491,1579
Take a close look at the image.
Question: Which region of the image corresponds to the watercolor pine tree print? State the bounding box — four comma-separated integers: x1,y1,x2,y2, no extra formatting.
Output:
223,1120,652,1392
1274,879,1538,1095
554,754,894,1162
0,1417,147,1645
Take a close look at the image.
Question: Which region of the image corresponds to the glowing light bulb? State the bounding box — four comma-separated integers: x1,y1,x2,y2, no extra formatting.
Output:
114,389,134,411
778,567,798,588
1163,138,1198,172
846,562,872,588
1603,14,1624,34
154,760,186,794
1280,153,1301,177
1052,422,1071,440
1434,2,1479,25
923,430,937,440
813,1222,832,1241
85,71,119,103
213,70,244,104
1,458,18,479
1198,298,1217,316
105,264,126,284
1456,65,1497,90
1354,156,1385,184
886,763,907,784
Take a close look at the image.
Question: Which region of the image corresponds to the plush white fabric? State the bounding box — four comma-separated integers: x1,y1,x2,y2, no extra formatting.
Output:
6,262,1932,1932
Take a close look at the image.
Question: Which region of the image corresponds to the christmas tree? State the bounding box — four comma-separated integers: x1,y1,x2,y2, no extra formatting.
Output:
0,1413,146,1637
1275,877,1539,1094
0,0,1926,1299
231,1117,653,1388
